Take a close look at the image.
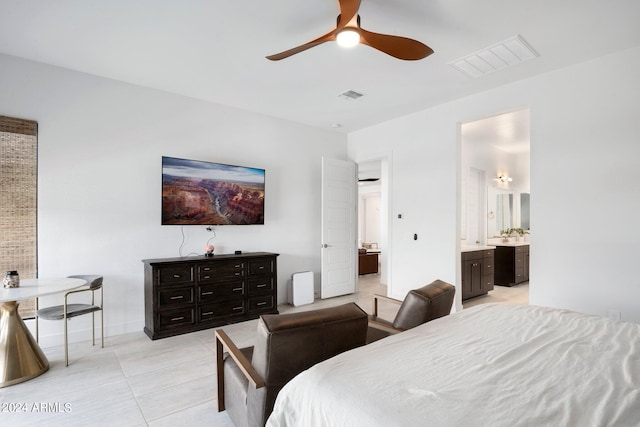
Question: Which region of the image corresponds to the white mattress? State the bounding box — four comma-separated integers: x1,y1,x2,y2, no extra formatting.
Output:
267,303,640,426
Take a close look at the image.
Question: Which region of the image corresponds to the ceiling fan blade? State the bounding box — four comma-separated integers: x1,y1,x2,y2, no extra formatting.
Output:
359,28,434,60
337,0,361,27
266,29,337,61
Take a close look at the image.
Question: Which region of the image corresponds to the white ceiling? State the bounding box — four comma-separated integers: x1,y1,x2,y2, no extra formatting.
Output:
1,1,639,133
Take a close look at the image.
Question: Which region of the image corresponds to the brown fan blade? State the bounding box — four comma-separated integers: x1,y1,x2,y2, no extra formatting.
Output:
359,28,433,61
266,29,337,61
337,0,361,27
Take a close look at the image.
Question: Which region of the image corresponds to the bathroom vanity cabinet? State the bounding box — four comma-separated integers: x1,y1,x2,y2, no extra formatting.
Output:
494,244,529,286
461,248,495,300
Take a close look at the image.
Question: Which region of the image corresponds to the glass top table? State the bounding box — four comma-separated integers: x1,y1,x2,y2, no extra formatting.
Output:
0,277,87,387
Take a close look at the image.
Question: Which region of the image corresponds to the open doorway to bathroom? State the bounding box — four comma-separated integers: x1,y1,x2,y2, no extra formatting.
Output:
460,108,530,308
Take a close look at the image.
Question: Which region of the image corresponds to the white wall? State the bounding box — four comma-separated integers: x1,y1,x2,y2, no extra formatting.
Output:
349,46,640,322
0,53,348,346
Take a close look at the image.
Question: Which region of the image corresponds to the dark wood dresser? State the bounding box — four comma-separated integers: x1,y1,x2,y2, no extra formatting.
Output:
142,252,278,340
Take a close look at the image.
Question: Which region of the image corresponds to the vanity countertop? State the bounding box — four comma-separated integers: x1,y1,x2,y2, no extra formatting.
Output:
492,241,530,247
461,244,496,253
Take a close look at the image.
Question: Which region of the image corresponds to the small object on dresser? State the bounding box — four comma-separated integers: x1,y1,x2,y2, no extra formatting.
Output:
204,244,215,257
3,270,20,288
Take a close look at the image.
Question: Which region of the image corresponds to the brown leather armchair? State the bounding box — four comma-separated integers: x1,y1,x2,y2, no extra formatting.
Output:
215,302,368,427
367,279,455,342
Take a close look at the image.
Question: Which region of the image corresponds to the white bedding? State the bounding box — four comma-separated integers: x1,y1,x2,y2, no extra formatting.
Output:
267,303,640,427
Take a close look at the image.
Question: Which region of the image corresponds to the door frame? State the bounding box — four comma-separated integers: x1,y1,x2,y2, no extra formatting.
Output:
354,151,393,294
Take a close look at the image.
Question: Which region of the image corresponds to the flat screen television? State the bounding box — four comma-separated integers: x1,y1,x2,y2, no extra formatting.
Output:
162,156,265,225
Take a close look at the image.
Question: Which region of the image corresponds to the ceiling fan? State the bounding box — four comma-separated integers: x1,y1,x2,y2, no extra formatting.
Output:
266,0,434,61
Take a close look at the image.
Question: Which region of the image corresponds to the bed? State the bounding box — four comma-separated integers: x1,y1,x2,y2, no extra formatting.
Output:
267,303,640,426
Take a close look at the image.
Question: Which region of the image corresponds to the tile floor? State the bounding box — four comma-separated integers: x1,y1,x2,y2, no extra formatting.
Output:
0,276,527,426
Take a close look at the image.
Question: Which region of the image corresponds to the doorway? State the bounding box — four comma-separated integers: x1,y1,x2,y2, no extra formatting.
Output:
356,155,392,295
459,108,531,307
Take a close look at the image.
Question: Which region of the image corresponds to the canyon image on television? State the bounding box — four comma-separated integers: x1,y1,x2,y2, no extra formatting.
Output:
162,156,265,225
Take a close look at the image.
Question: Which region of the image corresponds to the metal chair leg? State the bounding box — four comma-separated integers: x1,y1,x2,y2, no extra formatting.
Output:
35,297,39,343
100,288,104,348
64,314,69,367
91,312,95,346
100,310,104,349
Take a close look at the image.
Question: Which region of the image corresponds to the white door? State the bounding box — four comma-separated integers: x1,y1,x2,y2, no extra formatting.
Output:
321,157,357,299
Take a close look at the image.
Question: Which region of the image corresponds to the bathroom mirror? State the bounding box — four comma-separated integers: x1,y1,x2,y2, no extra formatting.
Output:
520,193,530,230
487,187,515,237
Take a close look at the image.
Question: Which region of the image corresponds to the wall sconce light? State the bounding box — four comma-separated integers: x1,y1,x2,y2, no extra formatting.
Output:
497,174,513,183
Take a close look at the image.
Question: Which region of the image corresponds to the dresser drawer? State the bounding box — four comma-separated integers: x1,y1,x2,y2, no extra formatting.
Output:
158,265,194,285
199,281,245,302
482,275,494,289
483,258,495,275
248,259,274,276
199,300,245,322
248,277,274,295
158,308,195,328
515,254,525,268
515,245,529,253
248,294,275,314
462,250,484,261
198,261,245,282
198,261,245,274
158,286,194,308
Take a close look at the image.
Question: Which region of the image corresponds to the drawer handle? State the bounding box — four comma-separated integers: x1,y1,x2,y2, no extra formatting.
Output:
203,275,211,279
233,307,243,311
171,316,185,321
202,267,211,271
233,287,243,292
258,266,265,270
487,264,492,268
202,291,213,296
173,274,181,278
202,311,214,316
234,272,241,276
257,302,267,306
235,264,241,268
472,263,479,267
170,296,184,300
256,284,267,288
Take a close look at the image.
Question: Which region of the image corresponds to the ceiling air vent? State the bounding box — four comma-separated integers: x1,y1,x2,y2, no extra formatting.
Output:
450,35,539,79
338,90,364,100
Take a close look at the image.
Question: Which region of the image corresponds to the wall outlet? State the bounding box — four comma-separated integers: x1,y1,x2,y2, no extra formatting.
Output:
607,309,621,321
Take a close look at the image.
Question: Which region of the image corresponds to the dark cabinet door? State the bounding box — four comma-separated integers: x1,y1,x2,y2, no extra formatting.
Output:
462,258,482,300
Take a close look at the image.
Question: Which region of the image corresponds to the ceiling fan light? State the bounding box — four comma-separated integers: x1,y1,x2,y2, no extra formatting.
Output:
337,29,360,48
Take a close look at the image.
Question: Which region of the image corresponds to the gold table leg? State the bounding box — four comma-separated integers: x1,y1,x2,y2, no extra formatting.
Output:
0,301,49,387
